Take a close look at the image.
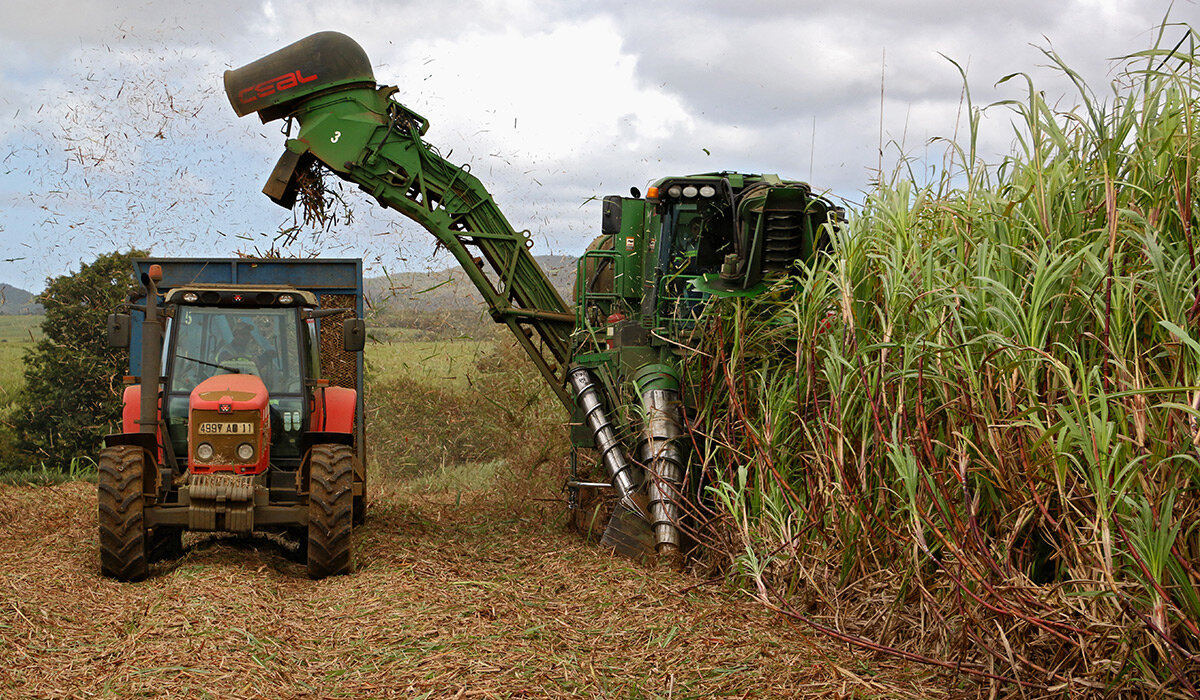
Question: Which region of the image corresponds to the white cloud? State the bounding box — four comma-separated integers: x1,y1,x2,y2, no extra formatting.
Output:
0,0,1193,290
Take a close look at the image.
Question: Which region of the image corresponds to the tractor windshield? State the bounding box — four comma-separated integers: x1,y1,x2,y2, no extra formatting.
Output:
168,306,303,396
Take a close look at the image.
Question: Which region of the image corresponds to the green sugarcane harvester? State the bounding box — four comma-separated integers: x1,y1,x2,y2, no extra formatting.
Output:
226,32,841,566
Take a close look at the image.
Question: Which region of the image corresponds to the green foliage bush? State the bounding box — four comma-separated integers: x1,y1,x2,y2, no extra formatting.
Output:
10,250,145,469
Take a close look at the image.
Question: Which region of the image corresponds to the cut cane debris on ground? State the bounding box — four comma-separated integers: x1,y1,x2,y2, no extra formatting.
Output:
0,478,945,699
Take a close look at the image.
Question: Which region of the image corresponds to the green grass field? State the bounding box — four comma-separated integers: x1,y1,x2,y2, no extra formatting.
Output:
0,343,29,405
0,317,39,402
0,315,41,343
365,334,497,389
0,317,42,479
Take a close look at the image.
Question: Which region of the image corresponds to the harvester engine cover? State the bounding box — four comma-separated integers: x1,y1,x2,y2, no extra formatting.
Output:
188,373,270,475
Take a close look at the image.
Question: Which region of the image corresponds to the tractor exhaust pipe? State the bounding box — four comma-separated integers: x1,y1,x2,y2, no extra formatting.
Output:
138,265,164,436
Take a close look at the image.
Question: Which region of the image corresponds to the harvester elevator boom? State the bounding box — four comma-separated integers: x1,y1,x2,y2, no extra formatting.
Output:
225,31,574,409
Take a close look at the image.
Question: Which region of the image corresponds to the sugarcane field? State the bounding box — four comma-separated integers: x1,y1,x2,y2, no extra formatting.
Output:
2,5,1200,699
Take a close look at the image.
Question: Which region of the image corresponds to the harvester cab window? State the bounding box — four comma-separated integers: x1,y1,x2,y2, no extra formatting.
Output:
658,201,719,327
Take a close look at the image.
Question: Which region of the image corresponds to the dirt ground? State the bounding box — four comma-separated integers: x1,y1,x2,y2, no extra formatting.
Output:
0,478,951,699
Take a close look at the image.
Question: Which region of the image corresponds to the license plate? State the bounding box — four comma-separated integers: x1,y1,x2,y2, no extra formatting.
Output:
198,422,255,435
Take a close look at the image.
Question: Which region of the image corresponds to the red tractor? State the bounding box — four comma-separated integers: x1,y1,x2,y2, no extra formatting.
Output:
100,258,367,580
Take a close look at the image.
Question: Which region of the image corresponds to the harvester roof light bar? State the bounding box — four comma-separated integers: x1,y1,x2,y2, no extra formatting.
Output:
660,182,719,200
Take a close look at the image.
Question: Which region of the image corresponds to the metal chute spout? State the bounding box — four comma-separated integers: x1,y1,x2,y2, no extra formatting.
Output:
224,31,375,123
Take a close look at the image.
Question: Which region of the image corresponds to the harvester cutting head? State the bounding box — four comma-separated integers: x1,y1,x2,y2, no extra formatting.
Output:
224,31,375,123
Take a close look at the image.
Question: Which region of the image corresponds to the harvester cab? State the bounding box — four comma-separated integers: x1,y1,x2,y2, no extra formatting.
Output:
568,174,842,564
99,258,367,581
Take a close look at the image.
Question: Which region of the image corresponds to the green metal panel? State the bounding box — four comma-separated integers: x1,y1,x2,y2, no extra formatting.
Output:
613,198,646,298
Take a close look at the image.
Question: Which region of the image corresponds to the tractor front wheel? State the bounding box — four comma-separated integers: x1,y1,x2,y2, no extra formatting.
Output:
306,444,355,579
98,445,150,581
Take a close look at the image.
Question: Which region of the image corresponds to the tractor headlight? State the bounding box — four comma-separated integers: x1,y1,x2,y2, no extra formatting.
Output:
667,185,682,198
237,443,255,461
699,185,716,197
682,185,698,198
196,443,214,461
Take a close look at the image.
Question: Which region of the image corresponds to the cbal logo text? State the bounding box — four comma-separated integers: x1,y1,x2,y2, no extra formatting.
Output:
238,70,317,104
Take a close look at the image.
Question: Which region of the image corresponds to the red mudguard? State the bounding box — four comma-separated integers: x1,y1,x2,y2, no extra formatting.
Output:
121,385,164,462
311,386,356,434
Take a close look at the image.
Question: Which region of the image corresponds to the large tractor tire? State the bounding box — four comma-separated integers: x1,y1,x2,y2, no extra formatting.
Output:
307,444,355,579
98,445,150,581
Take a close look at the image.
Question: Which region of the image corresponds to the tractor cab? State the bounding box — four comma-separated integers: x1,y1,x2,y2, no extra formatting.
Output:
159,286,319,473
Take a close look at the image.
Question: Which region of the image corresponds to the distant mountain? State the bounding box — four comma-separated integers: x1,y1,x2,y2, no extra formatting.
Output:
365,254,577,337
0,284,42,315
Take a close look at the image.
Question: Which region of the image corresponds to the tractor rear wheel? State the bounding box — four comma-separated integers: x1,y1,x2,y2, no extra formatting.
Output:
98,445,150,581
307,444,355,579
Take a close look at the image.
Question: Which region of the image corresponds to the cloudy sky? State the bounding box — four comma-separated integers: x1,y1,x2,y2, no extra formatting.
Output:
0,0,1194,291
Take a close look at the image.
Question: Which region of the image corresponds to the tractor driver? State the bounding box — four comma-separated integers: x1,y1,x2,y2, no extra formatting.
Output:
217,321,265,377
